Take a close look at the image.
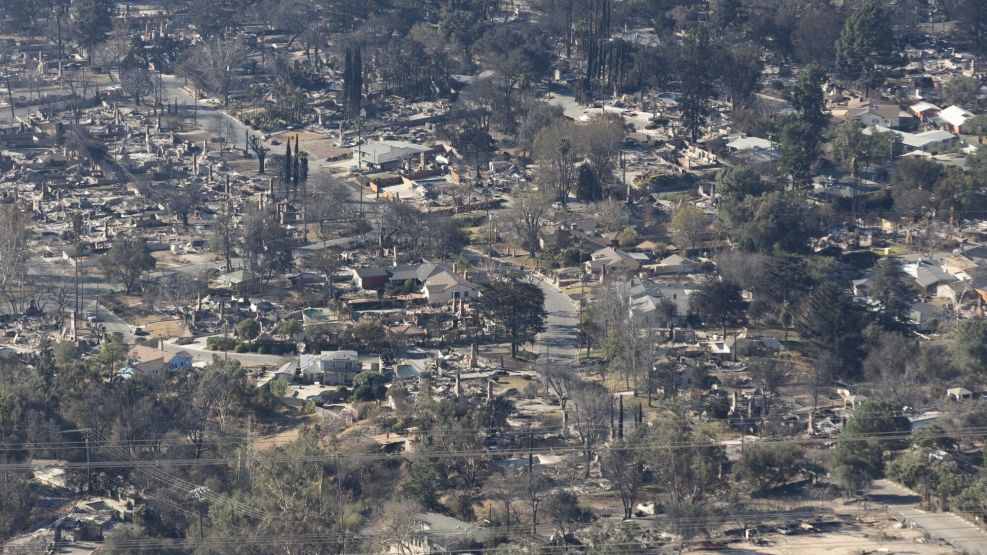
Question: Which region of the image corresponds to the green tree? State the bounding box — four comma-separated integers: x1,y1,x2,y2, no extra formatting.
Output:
240,207,295,279
576,163,602,201
835,0,895,87
829,398,909,496
0,472,35,541
275,319,303,339
351,371,388,402
832,119,890,177
890,157,942,217
709,0,742,29
479,275,547,358
401,459,440,509
236,318,260,341
616,226,638,248
951,476,987,520
438,0,492,60
778,119,818,188
829,437,881,496
887,450,962,505
475,26,551,133
845,397,911,440
670,204,707,253
96,334,129,375
716,165,769,200
727,192,817,253
692,280,746,337
948,319,987,375
73,0,114,64
791,64,827,130
934,169,987,218
956,0,987,52
762,251,812,308
736,444,807,491
544,491,586,537
798,282,866,380
651,409,725,505
98,236,156,293
35,335,56,387
912,424,957,451
942,75,981,107
869,258,914,326
677,27,715,142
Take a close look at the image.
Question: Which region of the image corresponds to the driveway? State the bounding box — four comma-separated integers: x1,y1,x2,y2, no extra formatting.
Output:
868,479,987,554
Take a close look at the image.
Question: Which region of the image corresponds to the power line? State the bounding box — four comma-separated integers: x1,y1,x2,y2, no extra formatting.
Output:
4,406,984,452
4,425,986,472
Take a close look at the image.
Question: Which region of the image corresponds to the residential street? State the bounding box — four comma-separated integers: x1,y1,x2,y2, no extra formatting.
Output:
161,337,290,367
464,249,580,366
868,479,987,554
26,256,136,342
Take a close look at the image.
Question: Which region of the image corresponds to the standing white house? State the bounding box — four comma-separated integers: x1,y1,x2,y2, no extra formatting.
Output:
421,270,479,305
299,350,362,384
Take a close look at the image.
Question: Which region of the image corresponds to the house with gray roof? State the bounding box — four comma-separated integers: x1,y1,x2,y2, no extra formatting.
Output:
299,350,362,385
354,140,432,170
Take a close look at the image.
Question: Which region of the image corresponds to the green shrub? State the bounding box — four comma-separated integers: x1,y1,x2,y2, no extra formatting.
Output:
236,319,261,341
270,377,288,397
275,320,303,337
207,336,238,351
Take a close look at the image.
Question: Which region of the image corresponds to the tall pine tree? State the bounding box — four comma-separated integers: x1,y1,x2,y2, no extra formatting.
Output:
835,0,895,88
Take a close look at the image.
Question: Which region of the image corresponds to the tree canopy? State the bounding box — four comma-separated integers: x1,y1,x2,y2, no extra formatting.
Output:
98,237,156,294
480,275,547,357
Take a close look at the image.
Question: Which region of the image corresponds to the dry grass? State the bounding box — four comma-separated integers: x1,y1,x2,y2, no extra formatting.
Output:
142,319,189,339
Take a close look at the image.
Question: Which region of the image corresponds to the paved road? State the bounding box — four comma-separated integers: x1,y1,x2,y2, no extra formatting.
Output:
26,256,135,342
868,479,987,554
533,273,579,364
546,88,654,132
464,248,579,366
161,337,290,367
159,74,379,248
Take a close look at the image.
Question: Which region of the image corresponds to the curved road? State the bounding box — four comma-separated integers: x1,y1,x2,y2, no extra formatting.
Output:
25,74,580,363
465,248,579,366
156,80,582,366
868,479,987,554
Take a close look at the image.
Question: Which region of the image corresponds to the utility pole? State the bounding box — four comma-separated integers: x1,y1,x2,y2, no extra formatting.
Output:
355,113,366,217
621,150,629,203
85,431,91,492
73,251,80,341
487,209,493,258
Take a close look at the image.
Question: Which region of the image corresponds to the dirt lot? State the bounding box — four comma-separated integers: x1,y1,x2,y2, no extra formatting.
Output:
690,528,956,555
142,319,190,339
151,251,219,272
